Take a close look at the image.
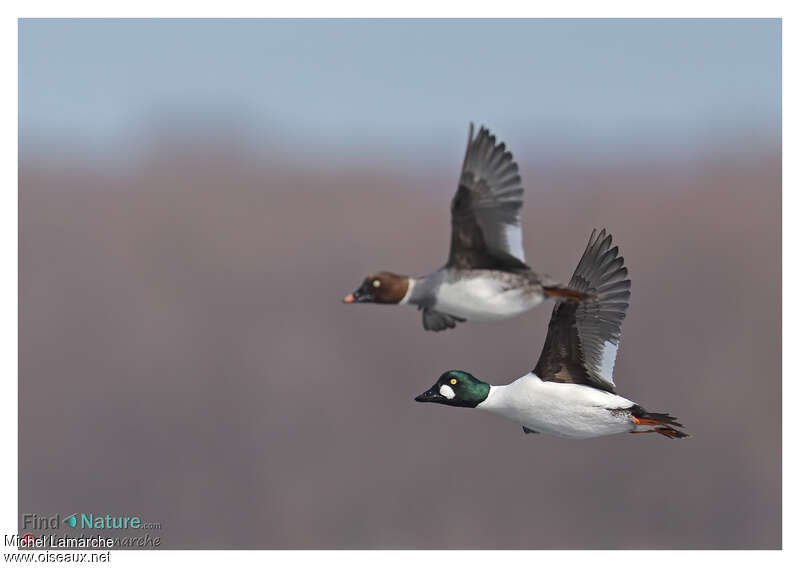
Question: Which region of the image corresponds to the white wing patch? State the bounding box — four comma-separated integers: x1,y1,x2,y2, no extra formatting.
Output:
598,341,619,387
504,224,525,262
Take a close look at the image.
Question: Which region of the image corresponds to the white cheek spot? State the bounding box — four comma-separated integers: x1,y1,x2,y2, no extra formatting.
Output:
373,280,381,288
439,384,456,399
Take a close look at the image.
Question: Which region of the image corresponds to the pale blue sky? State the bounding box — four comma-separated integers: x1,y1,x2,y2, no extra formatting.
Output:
19,19,781,162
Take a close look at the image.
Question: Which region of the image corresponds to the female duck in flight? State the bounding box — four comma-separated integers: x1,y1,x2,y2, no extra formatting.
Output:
343,124,586,331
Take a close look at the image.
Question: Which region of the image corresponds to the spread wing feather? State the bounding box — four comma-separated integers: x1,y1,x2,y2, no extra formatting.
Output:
447,124,527,270
532,229,631,393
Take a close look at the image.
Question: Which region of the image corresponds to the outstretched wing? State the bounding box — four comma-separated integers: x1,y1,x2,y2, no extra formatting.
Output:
447,124,527,270
532,229,631,393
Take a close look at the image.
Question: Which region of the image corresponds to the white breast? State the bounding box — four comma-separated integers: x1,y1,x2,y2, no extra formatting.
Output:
433,277,543,321
477,373,636,439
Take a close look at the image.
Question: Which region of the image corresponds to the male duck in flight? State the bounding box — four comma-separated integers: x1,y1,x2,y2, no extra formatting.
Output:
343,123,587,331
414,229,688,439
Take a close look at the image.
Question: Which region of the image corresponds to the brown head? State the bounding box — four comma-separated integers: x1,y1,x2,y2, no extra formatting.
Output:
343,272,410,305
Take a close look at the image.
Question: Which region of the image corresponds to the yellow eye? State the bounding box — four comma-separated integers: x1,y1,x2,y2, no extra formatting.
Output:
450,378,457,385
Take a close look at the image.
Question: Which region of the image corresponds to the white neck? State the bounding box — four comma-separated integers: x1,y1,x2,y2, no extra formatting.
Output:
476,373,542,412
476,384,505,411
398,277,416,305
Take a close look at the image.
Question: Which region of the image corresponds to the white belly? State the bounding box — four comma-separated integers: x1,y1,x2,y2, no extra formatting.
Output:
478,373,636,439
433,278,543,321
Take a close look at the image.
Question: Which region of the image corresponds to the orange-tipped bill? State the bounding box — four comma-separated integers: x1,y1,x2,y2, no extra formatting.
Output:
343,280,375,304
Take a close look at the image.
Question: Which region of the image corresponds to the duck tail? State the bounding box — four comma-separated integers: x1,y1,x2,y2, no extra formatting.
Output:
630,405,690,439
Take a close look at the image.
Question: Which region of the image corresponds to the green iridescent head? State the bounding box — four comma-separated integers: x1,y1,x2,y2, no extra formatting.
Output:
414,370,490,408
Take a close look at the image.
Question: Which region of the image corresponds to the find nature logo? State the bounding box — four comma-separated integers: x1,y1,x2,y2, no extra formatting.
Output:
22,512,149,530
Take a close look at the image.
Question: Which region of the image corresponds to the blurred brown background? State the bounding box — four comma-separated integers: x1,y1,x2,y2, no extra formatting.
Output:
20,137,780,549
19,19,780,549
